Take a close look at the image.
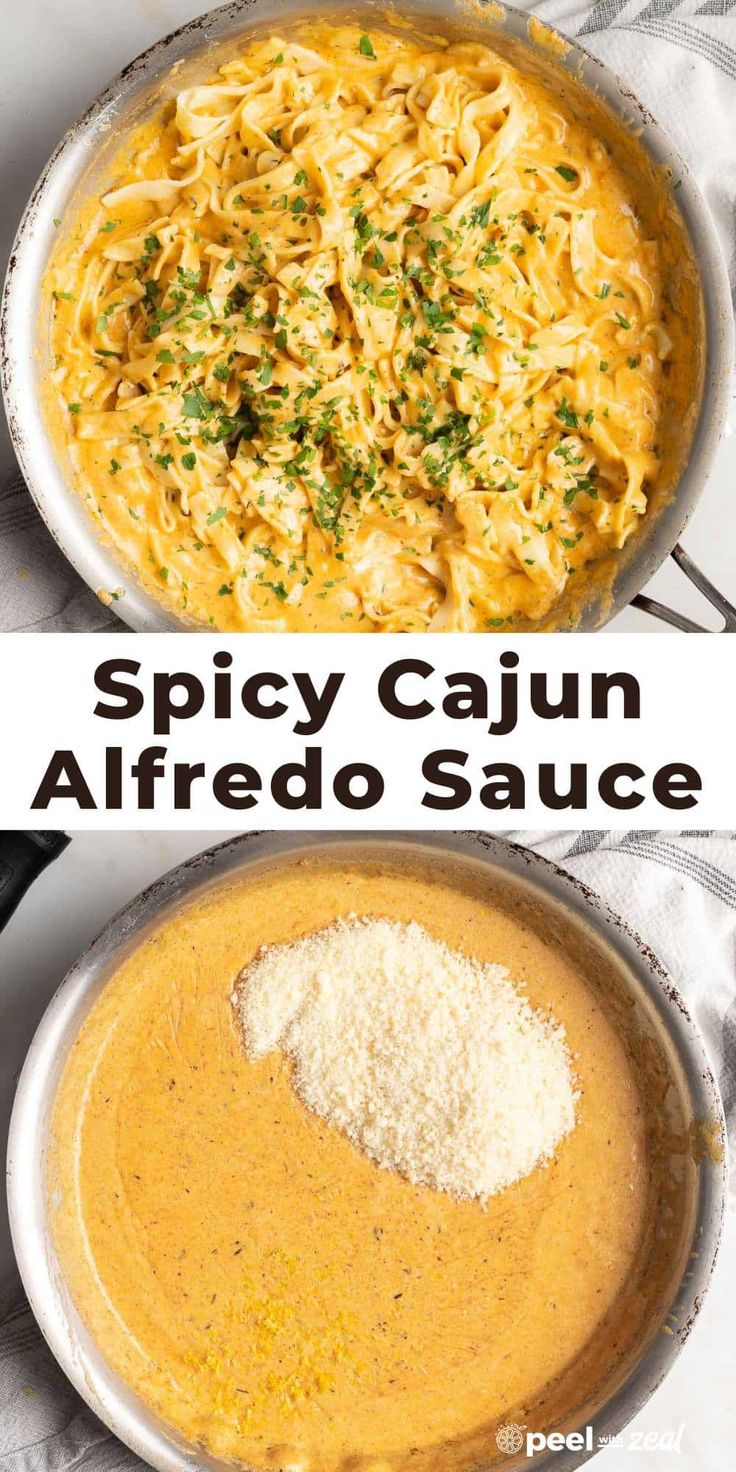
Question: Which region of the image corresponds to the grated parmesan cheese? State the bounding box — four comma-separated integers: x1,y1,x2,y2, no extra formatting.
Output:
233,917,577,1202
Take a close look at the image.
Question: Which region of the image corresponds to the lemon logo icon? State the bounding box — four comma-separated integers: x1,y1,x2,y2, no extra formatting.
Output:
495,1423,525,1456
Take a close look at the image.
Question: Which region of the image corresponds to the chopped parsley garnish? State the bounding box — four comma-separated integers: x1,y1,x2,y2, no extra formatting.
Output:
469,199,492,229
477,244,501,267
422,299,454,331
467,323,487,355
556,396,579,429
182,386,214,419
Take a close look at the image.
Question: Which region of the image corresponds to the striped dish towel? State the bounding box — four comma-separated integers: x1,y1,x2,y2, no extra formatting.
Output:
513,829,736,1163
1,829,735,1472
0,0,734,630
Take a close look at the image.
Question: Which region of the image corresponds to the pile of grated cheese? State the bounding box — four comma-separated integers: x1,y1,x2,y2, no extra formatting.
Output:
233,917,577,1202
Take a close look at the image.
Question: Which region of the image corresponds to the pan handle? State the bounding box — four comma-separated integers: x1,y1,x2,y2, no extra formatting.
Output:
630,544,736,632
0,832,71,936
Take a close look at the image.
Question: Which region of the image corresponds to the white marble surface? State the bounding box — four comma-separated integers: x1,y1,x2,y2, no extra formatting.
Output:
0,0,734,631
0,830,734,1472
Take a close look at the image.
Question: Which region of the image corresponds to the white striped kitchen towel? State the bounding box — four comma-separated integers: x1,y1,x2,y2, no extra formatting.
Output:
514,829,736,1155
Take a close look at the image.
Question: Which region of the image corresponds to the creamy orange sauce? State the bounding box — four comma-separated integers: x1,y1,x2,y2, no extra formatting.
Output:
43,21,701,632
50,853,693,1470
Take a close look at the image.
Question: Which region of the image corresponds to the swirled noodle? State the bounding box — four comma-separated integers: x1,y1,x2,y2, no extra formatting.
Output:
47,22,691,631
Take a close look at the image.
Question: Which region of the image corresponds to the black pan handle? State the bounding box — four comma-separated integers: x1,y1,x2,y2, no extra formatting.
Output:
631,544,736,632
0,832,71,936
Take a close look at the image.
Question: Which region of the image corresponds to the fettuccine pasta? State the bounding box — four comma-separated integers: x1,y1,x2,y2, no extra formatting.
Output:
46,21,699,630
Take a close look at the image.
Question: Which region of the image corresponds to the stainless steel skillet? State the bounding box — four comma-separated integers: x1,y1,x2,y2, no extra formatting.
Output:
0,0,734,632
4,829,728,1472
